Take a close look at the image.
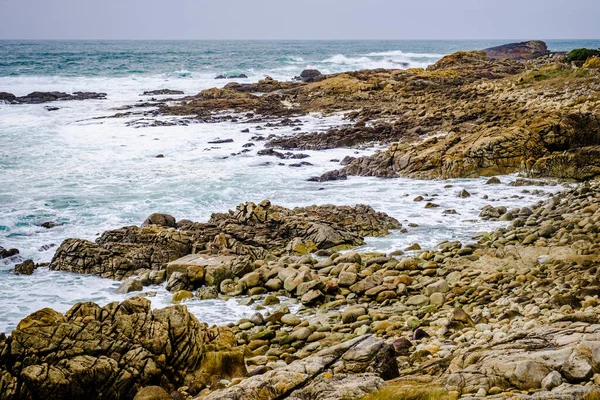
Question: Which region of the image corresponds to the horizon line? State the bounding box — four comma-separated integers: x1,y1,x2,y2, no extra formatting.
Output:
1,38,599,42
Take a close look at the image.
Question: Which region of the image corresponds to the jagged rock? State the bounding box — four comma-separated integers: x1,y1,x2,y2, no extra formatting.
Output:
116,278,143,293
14,260,36,275
0,298,245,399
0,247,19,259
484,40,549,60
5,91,107,104
204,335,397,400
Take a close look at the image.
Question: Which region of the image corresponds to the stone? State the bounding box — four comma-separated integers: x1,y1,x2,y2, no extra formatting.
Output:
406,295,429,307
133,386,171,400
406,316,421,330
142,213,177,227
486,177,501,185
541,370,562,391
203,335,397,399
338,271,358,287
424,280,449,295
262,295,280,306
14,260,36,275
117,278,143,294
458,189,471,198
342,306,367,324
405,243,421,251
484,40,549,60
196,286,219,299
290,327,312,341
172,290,194,303
281,314,301,326
166,271,190,292
301,289,324,305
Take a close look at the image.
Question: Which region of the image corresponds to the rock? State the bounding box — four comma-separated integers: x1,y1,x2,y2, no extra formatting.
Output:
541,371,562,391
458,189,471,198
424,280,449,295
296,69,324,82
338,271,358,287
116,278,143,294
172,290,194,303
142,213,177,228
301,289,324,305
484,40,549,60
290,327,312,341
239,272,261,290
263,295,280,306
133,386,171,400
486,177,501,185
0,298,245,399
281,314,301,326
406,316,420,330
204,335,398,400
0,247,20,259
196,286,219,299
40,221,58,229
7,91,107,104
166,271,190,292
208,138,234,144
14,260,36,275
405,243,421,251
342,306,367,324
142,89,184,96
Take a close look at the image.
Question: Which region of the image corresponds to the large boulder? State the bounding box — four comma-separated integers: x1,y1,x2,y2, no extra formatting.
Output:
204,335,398,400
484,40,549,60
0,297,245,400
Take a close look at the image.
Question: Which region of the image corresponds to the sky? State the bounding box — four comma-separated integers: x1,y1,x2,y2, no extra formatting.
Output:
0,0,599,40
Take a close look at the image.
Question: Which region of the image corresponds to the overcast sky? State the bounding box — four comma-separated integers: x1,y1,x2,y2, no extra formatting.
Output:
0,0,598,40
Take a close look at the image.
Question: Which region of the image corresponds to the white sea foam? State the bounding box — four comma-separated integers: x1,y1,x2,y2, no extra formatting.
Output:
0,59,564,333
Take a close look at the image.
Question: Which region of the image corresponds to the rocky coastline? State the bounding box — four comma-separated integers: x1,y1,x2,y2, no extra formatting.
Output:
2,41,600,400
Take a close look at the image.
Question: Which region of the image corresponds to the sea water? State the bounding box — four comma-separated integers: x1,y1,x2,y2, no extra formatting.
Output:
1,39,597,333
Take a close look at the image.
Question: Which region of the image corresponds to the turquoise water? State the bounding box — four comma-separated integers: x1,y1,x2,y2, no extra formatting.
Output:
0,40,590,332
1,40,599,78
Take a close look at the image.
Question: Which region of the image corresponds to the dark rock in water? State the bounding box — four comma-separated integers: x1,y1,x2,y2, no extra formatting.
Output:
208,138,234,144
242,143,255,148
241,128,250,133
484,40,549,60
117,278,143,294
44,106,60,111
289,161,313,168
486,177,501,184
295,69,324,83
142,89,184,96
308,169,347,182
40,221,58,229
0,247,19,259
215,74,248,79
0,92,17,103
155,154,165,158
142,213,177,228
14,91,107,104
458,189,471,198
14,259,36,275
340,156,356,166
38,244,56,252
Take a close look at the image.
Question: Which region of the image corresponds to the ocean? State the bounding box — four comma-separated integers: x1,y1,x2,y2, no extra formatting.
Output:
0,39,597,333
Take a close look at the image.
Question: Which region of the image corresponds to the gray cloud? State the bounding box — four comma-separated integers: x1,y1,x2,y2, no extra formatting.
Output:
0,0,598,40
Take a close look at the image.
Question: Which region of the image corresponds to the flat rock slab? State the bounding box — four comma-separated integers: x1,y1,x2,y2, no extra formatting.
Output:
167,254,236,267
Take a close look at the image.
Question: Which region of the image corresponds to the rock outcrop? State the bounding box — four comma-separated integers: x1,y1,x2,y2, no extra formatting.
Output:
0,91,107,104
484,40,550,60
203,335,397,400
0,297,245,400
49,201,401,280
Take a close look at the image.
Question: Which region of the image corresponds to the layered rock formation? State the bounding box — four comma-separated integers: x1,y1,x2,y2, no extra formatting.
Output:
484,40,550,60
0,91,107,104
49,201,401,280
0,297,245,400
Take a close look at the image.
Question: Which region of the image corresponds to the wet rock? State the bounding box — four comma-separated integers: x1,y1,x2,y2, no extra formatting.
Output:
486,177,501,185
14,260,36,275
208,138,234,144
133,386,171,400
295,69,324,82
116,278,143,294
458,189,471,198
142,89,184,96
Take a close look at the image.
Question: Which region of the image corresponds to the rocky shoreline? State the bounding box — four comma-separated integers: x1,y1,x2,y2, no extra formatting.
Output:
2,41,600,400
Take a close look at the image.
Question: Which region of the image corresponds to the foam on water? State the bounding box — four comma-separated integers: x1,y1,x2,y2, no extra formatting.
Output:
1,39,586,333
